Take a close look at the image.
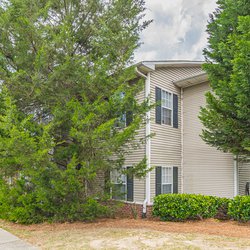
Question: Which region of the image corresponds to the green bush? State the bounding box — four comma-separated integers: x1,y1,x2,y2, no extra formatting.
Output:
228,196,250,222
214,197,231,220
0,170,111,224
153,194,221,221
80,198,110,221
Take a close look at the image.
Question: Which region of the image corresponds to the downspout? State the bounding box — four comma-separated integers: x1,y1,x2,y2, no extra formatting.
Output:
145,72,151,215
233,155,239,197
136,66,151,217
181,87,184,193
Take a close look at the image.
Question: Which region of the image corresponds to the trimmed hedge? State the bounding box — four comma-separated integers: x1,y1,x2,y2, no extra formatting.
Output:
228,195,250,222
153,194,222,221
215,197,231,220
153,194,250,222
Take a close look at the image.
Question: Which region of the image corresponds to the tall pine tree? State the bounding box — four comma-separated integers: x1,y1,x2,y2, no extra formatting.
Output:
200,0,250,156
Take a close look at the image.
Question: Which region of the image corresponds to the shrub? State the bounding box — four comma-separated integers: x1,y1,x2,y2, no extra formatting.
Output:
215,197,231,220
153,193,221,221
0,172,111,224
80,198,110,221
228,196,250,222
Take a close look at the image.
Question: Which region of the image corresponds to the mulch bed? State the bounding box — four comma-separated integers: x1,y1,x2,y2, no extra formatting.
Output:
1,218,250,239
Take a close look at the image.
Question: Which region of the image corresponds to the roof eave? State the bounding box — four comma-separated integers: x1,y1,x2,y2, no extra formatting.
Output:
173,72,208,88
136,60,204,74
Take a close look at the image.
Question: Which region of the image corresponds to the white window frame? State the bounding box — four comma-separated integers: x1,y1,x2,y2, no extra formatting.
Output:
112,166,131,201
161,166,173,194
161,89,173,126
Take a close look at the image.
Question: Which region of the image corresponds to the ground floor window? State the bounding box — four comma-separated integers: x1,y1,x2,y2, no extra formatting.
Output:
156,166,178,195
112,169,126,200
162,167,173,194
111,167,134,201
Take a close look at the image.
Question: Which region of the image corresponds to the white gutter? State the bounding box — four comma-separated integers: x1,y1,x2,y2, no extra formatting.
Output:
234,155,239,197
135,67,147,79
140,60,204,69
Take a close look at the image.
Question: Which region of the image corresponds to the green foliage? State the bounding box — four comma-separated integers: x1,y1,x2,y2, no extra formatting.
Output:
0,178,45,224
0,157,111,223
0,0,151,223
214,197,231,220
0,88,53,177
228,196,250,222
0,89,109,223
0,0,151,176
153,194,226,221
200,0,250,156
153,194,250,222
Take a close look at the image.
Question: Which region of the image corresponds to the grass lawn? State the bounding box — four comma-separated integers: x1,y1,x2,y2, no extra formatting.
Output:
0,218,250,250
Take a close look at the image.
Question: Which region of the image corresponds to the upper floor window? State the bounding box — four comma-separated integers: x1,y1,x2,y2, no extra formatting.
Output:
155,86,178,128
161,90,172,125
113,92,133,128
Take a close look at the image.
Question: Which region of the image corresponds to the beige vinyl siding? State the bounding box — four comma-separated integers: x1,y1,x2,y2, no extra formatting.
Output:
124,87,146,203
150,67,203,202
238,159,250,195
183,82,234,198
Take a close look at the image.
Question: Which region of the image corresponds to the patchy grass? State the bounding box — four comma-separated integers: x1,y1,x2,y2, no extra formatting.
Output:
1,218,250,250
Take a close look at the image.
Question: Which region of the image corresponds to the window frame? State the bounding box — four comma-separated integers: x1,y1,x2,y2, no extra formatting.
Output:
161,89,173,126
112,166,132,201
161,166,173,194
112,168,127,200
113,92,133,129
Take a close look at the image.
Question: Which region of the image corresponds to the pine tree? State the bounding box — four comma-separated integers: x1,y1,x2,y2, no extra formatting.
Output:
200,0,250,156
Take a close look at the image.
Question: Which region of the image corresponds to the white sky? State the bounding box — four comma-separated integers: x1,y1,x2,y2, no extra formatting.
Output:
134,0,217,63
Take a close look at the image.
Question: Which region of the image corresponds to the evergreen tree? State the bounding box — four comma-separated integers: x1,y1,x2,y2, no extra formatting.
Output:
200,0,250,156
0,0,150,222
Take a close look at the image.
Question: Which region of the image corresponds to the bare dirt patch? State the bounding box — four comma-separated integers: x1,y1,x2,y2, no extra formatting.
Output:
1,218,250,250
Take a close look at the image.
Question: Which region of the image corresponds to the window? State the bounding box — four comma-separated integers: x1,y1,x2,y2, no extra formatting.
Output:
156,87,178,128
156,166,178,196
161,90,172,125
113,92,133,128
112,169,126,200
111,167,134,201
162,167,173,194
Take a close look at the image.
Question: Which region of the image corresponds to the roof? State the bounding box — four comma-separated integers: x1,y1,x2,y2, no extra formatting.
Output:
135,60,208,87
136,60,204,73
173,72,208,88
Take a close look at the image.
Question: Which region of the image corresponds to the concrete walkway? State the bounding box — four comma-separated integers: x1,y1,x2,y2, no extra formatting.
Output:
0,228,39,250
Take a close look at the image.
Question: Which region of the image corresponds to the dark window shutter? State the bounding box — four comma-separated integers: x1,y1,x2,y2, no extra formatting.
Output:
173,167,178,193
126,111,133,126
126,167,134,201
173,94,178,128
155,166,162,196
155,87,162,124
